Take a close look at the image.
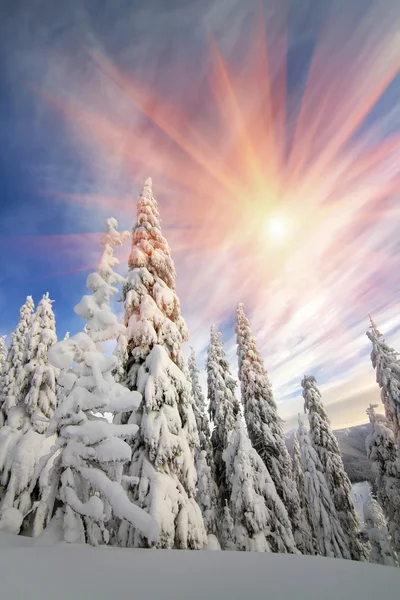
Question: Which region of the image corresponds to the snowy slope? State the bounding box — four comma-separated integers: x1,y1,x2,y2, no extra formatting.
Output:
0,529,399,599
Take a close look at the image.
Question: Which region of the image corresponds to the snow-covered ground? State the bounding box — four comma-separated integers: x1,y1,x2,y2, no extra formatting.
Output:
1,526,399,600
351,481,373,527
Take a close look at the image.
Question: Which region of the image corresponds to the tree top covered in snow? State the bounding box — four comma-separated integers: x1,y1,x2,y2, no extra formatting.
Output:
366,322,400,444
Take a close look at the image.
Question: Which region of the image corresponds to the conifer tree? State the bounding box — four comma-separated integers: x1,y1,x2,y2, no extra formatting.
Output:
302,375,368,561
367,318,400,445
18,293,58,434
27,217,158,545
188,347,211,455
363,496,398,567
365,403,400,554
0,293,59,533
0,335,6,374
118,178,206,549
236,304,307,553
207,325,240,505
0,297,34,418
0,336,6,428
224,419,298,553
188,348,219,541
220,502,236,550
297,417,350,559
0,298,34,504
292,432,318,554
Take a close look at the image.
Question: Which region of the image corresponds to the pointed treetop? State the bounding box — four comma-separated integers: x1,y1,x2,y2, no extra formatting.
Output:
368,314,382,337
366,403,379,423
144,176,152,187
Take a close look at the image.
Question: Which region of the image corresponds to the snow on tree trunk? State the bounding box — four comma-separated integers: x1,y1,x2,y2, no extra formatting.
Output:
236,304,306,554
207,325,240,507
367,321,400,447
363,496,398,567
365,403,400,555
297,418,351,559
0,297,34,420
224,419,299,554
188,348,219,537
302,375,368,561
30,217,159,546
292,432,319,554
118,179,206,549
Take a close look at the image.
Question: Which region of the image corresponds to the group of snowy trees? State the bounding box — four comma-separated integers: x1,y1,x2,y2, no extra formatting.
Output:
0,178,398,566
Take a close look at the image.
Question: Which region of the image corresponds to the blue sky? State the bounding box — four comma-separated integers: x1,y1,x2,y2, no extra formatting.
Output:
1,0,400,430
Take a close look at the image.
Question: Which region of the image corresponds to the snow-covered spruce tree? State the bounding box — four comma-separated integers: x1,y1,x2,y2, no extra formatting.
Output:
207,325,240,505
117,178,206,549
292,432,318,554
367,317,400,445
0,293,59,533
188,347,211,455
0,336,6,427
17,293,58,434
302,375,368,561
223,419,298,553
365,403,400,554
0,296,34,420
220,502,236,550
188,347,219,541
297,417,350,559
42,333,158,545
236,304,309,554
28,217,159,545
0,298,34,503
363,496,398,567
0,335,6,373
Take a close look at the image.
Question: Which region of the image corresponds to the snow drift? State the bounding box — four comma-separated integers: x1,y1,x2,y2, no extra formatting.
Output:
0,529,399,600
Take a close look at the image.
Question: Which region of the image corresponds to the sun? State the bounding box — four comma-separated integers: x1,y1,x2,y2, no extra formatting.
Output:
265,216,292,245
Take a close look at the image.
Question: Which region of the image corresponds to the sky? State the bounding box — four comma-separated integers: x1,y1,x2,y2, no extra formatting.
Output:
0,0,400,431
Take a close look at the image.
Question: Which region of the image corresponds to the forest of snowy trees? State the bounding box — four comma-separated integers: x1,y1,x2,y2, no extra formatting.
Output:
0,178,399,566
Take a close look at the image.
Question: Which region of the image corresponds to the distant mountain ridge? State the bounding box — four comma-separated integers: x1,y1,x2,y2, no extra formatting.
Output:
285,423,374,485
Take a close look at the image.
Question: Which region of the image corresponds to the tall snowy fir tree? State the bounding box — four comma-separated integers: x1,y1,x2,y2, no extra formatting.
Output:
367,317,400,446
30,217,159,546
117,178,206,549
188,347,219,542
236,304,309,554
292,432,318,554
17,293,58,434
207,325,240,506
297,418,350,559
0,293,59,534
365,403,400,554
0,297,34,505
302,375,368,561
0,296,34,421
0,336,6,426
224,419,298,554
0,335,6,373
363,496,398,567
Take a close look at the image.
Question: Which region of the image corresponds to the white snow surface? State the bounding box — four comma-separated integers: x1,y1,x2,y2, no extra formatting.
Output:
0,530,399,600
